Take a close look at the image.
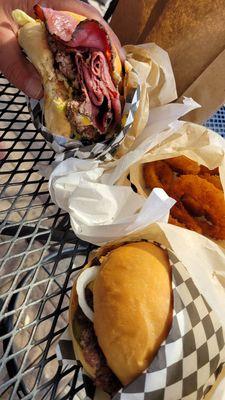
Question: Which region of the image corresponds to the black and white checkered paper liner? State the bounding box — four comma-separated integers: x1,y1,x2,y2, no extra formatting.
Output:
27,82,140,160
57,248,225,400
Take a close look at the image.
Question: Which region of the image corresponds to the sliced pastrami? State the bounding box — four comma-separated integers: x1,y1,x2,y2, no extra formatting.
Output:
34,5,79,41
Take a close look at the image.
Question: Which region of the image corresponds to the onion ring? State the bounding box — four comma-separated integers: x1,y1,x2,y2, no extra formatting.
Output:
199,173,222,190
171,175,225,240
170,202,202,234
143,161,173,192
165,156,200,175
199,165,219,175
143,157,224,240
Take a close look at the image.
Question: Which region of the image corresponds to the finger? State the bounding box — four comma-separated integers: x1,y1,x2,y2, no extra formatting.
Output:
26,0,125,62
0,27,43,98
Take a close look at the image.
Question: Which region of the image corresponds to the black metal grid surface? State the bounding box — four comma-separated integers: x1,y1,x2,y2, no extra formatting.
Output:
0,1,120,397
0,75,96,400
205,106,225,138
1,58,225,400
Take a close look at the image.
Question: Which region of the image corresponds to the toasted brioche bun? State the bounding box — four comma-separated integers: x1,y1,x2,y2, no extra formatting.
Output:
94,242,172,385
12,9,122,138
69,241,172,388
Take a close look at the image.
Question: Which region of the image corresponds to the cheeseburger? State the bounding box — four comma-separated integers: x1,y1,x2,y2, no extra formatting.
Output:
70,241,173,395
12,6,123,144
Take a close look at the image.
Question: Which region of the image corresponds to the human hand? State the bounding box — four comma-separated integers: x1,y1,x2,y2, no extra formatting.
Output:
0,0,124,99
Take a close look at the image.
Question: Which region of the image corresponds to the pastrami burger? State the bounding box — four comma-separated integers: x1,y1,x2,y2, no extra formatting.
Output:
12,6,123,144
69,241,173,395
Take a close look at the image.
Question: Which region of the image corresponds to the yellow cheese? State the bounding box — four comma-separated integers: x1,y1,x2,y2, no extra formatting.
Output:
12,9,35,26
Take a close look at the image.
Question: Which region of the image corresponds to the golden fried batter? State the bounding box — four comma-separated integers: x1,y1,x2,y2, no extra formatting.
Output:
199,174,222,191
199,165,219,175
143,161,173,192
165,156,200,175
171,175,225,240
143,156,224,240
170,202,202,234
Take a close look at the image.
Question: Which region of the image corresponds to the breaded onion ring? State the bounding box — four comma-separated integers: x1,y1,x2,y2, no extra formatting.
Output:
143,161,173,192
169,202,202,234
199,165,219,175
165,156,200,175
199,174,222,191
171,175,225,240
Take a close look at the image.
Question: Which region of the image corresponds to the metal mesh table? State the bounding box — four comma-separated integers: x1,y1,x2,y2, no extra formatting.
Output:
1,75,225,399
0,75,96,400
0,1,121,397
205,106,225,138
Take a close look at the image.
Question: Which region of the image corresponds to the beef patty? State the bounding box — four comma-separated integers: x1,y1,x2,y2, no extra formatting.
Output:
73,288,121,395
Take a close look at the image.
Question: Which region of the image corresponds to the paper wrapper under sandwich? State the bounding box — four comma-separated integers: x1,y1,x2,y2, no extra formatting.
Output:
57,227,225,399
49,97,200,245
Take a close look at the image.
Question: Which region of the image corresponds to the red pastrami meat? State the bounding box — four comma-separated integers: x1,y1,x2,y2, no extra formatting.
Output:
34,4,79,41
34,5,122,142
74,50,121,133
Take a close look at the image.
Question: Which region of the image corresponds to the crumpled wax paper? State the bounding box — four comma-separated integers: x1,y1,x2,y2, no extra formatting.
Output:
49,157,175,245
116,43,178,157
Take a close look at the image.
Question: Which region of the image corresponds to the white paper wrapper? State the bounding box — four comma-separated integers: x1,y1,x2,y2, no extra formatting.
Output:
49,98,200,245
28,43,177,160
56,230,225,399
49,158,175,244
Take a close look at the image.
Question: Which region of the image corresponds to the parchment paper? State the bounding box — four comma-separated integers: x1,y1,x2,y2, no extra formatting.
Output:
49,98,199,245
116,43,177,157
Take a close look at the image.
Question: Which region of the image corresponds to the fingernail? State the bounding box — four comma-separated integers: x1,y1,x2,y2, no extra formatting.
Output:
25,77,43,99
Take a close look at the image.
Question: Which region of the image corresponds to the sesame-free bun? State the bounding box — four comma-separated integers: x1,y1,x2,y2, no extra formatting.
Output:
93,242,172,386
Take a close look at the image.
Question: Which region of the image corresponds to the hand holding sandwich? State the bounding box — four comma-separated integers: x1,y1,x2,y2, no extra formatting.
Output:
0,0,124,99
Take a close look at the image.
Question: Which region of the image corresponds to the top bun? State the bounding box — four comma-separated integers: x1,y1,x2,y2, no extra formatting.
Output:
93,241,172,386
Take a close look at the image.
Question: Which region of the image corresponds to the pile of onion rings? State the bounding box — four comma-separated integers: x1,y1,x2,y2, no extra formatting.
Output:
143,156,225,240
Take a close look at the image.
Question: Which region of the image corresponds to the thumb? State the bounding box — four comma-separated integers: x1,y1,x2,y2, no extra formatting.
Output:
0,27,43,99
